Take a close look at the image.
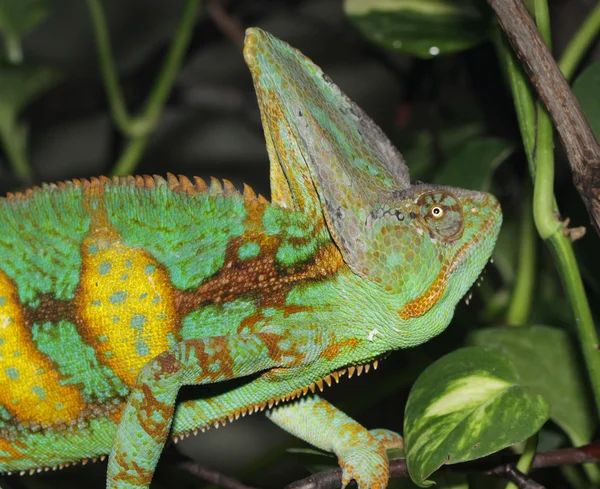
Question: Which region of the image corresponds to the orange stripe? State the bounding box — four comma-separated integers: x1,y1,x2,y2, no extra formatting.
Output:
0,270,84,425
398,265,449,320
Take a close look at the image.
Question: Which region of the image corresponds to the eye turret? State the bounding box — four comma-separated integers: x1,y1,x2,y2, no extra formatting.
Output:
416,191,464,241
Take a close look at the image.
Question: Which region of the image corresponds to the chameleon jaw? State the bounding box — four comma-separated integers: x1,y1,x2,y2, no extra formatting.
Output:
398,198,501,320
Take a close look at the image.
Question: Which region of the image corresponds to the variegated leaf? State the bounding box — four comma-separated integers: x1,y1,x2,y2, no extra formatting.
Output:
470,325,595,446
404,347,549,487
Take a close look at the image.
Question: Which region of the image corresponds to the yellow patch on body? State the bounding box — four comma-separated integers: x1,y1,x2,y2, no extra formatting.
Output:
0,270,84,425
77,222,179,387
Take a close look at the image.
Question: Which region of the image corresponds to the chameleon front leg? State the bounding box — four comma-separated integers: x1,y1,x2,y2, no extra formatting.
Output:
107,333,283,489
268,395,403,489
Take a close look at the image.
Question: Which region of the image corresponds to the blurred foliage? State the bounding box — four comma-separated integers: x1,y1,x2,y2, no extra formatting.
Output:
344,0,492,58
574,60,600,140
0,0,52,62
0,1,600,489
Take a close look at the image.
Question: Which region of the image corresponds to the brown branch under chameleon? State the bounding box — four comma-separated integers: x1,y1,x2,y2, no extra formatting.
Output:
486,465,546,489
280,442,600,489
487,0,600,236
178,460,261,489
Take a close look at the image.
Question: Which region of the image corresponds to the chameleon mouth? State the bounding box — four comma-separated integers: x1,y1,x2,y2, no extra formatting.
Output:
171,357,384,443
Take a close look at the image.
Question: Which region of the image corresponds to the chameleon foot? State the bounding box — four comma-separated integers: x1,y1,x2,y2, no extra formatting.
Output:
338,432,390,489
369,428,404,450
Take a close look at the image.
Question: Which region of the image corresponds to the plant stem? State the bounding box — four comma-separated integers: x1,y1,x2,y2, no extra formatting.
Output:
87,0,199,176
549,233,600,408
142,0,199,125
532,0,559,240
534,0,600,417
494,28,536,170
0,119,32,182
111,136,150,178
111,0,199,176
4,35,23,64
498,0,600,417
507,185,535,325
533,103,558,239
558,3,600,83
86,0,133,136
505,434,538,489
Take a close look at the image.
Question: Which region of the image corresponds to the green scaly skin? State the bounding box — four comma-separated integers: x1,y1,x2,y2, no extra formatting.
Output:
0,29,502,489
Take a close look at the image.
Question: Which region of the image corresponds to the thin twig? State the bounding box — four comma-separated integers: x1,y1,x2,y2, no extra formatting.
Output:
487,465,546,489
285,443,600,489
179,460,262,489
487,0,600,237
207,0,245,48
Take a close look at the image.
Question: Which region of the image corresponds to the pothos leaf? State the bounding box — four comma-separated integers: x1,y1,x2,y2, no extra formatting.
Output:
470,325,596,446
344,0,492,58
404,347,549,487
573,60,600,141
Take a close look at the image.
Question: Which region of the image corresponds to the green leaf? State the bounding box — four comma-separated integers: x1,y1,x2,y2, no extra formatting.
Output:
470,325,596,446
0,61,61,122
434,137,514,191
344,0,491,58
286,447,334,458
573,60,600,140
399,122,484,181
404,347,549,487
0,0,52,62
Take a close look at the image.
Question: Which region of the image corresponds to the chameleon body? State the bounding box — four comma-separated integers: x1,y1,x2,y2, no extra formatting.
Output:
0,29,501,489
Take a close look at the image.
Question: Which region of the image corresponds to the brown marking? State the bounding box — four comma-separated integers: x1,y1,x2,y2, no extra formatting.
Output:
22,295,76,325
136,385,175,440
237,304,314,334
175,240,343,317
152,352,183,379
319,338,360,361
258,331,307,366
0,439,27,463
111,450,153,486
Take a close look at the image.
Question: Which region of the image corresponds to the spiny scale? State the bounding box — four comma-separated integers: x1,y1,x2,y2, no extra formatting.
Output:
171,357,382,443
13,455,107,476
5,172,268,204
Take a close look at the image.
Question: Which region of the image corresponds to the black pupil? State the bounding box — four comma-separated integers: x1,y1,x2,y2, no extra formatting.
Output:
433,207,441,215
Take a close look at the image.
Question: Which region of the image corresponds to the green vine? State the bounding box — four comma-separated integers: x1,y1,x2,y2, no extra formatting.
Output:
498,0,600,419
86,0,200,176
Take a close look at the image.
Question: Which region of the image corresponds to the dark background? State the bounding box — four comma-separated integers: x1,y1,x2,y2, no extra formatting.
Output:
1,1,599,488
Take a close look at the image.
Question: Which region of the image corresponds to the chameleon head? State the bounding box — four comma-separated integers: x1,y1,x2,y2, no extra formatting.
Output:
243,27,502,337
359,184,502,322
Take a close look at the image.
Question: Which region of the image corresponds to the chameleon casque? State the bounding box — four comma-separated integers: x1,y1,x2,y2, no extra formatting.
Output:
0,28,502,489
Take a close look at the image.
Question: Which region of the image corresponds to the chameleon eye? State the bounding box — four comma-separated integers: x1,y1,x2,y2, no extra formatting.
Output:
417,191,464,241
431,206,444,219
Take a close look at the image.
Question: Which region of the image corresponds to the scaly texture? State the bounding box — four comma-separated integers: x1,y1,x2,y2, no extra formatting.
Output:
0,29,502,489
